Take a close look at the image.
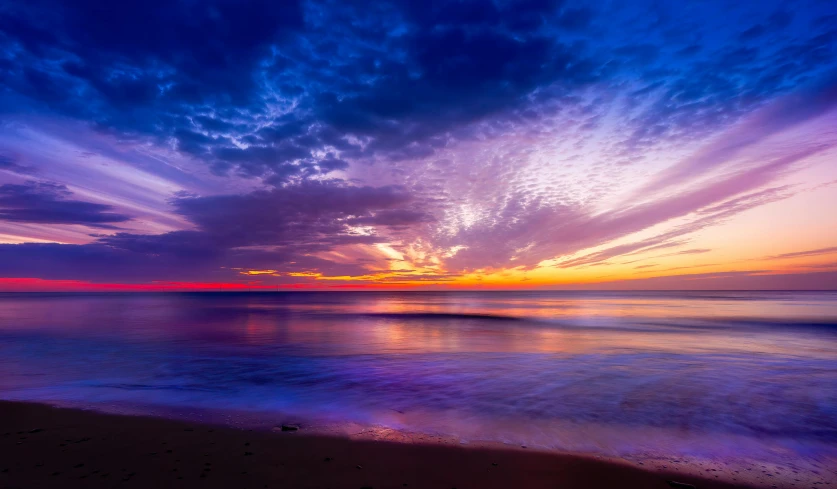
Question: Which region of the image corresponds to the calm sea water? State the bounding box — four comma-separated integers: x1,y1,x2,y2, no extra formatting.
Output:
1,291,836,468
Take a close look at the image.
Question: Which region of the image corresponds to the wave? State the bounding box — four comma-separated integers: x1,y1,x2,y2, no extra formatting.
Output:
324,311,837,334
358,312,523,321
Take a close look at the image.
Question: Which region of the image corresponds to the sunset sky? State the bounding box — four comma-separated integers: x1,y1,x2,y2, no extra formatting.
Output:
1,0,836,290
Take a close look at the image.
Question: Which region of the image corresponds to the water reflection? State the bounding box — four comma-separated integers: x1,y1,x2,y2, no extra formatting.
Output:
0,291,836,468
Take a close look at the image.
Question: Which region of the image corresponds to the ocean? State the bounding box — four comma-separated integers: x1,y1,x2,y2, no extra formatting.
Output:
1,291,836,474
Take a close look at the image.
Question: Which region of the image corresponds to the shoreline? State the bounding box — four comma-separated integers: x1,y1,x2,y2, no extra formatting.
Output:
0,400,782,489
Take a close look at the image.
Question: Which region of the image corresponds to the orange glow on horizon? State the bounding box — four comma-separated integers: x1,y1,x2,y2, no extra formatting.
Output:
1,258,836,294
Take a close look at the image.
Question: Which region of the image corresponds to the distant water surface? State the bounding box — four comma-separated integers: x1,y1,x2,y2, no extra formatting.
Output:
1,291,836,472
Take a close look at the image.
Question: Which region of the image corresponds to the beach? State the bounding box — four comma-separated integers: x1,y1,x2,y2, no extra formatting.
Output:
1,400,769,489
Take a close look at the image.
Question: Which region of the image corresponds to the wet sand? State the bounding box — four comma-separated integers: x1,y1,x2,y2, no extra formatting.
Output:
1,400,760,489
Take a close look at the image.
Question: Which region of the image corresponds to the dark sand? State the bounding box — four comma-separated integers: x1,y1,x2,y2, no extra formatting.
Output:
0,401,758,489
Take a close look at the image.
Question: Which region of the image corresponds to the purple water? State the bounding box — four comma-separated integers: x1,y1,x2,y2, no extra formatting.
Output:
1,291,836,479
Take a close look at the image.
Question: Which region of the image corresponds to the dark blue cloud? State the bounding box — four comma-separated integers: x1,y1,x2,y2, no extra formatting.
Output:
0,181,131,227
1,0,598,181
2,0,834,183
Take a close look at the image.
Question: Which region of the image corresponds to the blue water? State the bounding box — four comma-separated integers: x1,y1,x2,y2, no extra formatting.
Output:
1,291,836,470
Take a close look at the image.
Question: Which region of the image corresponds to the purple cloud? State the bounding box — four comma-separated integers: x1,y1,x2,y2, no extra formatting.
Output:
0,179,428,282
765,246,837,260
0,154,37,175
635,74,837,196
443,148,821,272
170,180,427,248
436,76,835,273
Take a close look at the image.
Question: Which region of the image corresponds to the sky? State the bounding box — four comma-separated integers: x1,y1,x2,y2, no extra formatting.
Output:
0,0,836,291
